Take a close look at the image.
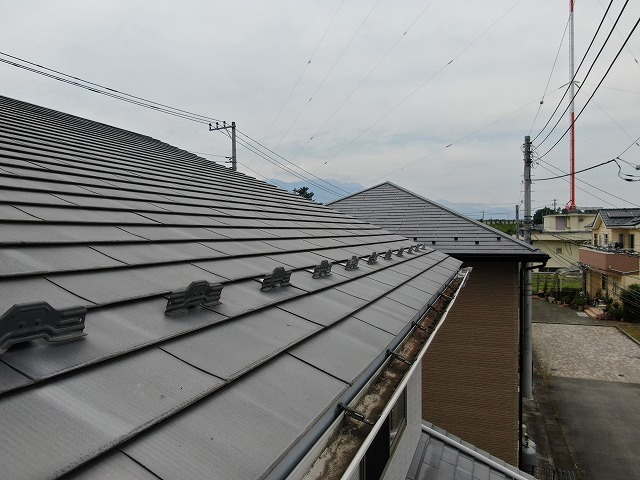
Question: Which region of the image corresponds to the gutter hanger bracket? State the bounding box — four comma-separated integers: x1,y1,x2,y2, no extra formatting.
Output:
338,404,375,425
387,349,413,366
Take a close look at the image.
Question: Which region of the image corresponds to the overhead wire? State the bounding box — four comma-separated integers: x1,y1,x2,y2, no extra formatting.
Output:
366,85,566,186
0,51,223,124
290,0,438,161
536,12,640,160
535,159,640,207
529,15,571,135
597,0,640,67
315,0,525,173
268,0,382,156
0,50,352,198
248,0,346,168
532,0,617,145
237,130,351,195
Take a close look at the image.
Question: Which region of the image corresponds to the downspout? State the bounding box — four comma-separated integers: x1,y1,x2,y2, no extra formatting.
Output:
519,260,547,468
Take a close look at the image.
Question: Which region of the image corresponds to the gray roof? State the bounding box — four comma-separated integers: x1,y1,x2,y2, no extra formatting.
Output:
329,182,548,261
407,423,535,480
595,209,640,227
0,96,463,479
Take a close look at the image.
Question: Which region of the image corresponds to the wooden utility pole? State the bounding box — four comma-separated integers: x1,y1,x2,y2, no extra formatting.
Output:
209,121,237,171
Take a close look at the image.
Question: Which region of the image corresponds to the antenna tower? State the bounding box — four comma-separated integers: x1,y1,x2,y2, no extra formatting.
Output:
568,0,577,210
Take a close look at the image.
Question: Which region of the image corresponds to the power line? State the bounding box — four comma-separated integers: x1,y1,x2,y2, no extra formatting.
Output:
238,130,351,195
248,0,346,168
315,0,525,173
366,86,565,186
268,0,382,155
532,0,617,145
529,14,571,135
533,158,618,181
0,50,352,198
290,0,438,162
597,0,640,67
0,51,223,124
537,9,640,159
536,160,640,207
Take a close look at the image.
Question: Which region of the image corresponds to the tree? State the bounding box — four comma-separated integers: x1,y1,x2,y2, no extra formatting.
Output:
533,207,556,225
293,186,314,201
620,284,640,322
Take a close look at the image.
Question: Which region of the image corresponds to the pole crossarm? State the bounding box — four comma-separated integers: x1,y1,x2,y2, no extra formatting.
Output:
208,121,237,171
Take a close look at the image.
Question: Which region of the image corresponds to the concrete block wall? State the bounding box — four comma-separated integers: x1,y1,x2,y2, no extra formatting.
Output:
422,261,521,465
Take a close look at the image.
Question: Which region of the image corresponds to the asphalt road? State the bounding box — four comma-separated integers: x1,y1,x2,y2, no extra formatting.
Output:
548,377,640,480
532,299,640,480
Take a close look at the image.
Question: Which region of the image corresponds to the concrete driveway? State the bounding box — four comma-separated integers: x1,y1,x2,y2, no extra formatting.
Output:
532,299,640,480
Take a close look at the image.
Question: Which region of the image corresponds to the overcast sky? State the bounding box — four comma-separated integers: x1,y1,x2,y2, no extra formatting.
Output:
2,0,639,217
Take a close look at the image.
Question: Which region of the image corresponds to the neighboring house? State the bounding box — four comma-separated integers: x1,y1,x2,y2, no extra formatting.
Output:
0,96,535,480
531,212,595,271
579,209,640,300
330,182,548,467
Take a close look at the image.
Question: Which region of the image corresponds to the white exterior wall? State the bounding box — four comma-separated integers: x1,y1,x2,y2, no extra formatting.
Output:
381,366,422,480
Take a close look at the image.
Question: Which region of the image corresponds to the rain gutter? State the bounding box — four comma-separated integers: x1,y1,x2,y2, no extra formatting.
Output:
268,267,471,480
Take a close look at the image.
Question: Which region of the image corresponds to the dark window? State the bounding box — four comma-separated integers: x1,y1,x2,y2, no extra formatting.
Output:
593,234,598,246
631,234,635,250
361,389,407,480
619,234,624,249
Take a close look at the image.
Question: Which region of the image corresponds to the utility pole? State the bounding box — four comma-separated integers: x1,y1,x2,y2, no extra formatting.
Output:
209,121,237,171
515,205,520,240
523,135,533,399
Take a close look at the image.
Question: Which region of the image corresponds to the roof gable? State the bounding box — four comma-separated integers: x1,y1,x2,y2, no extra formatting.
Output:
329,182,547,260
0,96,462,479
595,209,640,228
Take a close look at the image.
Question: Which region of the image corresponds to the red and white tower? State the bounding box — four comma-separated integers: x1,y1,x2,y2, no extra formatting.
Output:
568,0,577,210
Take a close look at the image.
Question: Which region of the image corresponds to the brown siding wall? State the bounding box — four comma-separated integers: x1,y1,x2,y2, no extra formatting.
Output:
422,261,520,465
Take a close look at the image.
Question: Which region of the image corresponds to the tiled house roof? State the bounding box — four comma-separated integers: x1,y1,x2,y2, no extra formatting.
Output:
594,209,640,228
0,96,463,479
329,182,547,261
407,423,534,480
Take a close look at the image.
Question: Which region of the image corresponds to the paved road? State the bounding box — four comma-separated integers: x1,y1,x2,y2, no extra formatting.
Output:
532,299,640,480
548,378,640,480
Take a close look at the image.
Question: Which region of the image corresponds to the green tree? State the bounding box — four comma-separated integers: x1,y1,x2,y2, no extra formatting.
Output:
621,284,640,322
533,207,556,225
293,186,314,201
